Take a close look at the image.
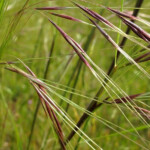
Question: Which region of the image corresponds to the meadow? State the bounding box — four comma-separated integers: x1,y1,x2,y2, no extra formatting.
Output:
0,0,150,149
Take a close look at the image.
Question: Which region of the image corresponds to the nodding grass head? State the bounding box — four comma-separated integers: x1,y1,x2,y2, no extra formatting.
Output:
6,63,66,150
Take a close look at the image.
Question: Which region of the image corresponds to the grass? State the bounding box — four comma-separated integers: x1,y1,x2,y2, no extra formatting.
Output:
0,0,150,149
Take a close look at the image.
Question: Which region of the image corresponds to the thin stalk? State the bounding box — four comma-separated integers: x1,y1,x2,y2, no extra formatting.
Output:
74,118,90,150
40,127,52,150
108,0,144,76
66,0,144,143
65,61,82,112
115,0,124,67
0,0,6,23
0,88,23,150
59,59,80,106
31,23,44,59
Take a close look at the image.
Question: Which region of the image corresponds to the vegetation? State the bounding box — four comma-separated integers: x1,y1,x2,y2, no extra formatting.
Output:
0,0,150,149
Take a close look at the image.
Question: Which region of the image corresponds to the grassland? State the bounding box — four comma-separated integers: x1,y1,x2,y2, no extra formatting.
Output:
0,0,150,149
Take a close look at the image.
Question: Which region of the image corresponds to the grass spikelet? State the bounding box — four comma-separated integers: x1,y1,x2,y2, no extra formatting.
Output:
107,7,137,20
107,7,150,27
50,12,85,23
35,7,67,10
118,16,150,42
134,106,150,120
32,83,66,150
48,19,92,69
5,64,66,150
107,94,150,121
111,94,142,104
